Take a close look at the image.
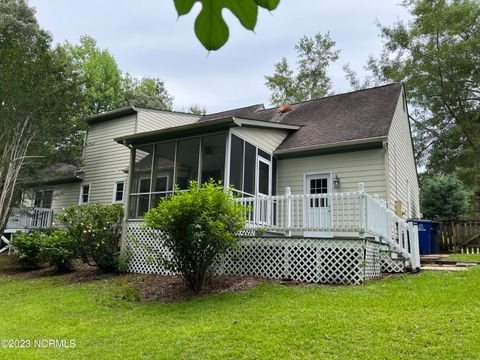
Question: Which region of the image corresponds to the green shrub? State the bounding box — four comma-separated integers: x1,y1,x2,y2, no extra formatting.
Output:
41,230,78,272
10,231,45,269
421,175,469,220
144,180,246,293
62,203,124,272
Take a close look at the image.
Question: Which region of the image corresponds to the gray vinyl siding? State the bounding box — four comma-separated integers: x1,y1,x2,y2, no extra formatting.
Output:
277,149,387,198
81,115,136,205
230,127,289,154
51,183,81,221
386,90,420,218
136,109,198,133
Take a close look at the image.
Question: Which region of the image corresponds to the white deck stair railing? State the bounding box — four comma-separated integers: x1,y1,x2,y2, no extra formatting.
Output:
235,183,420,271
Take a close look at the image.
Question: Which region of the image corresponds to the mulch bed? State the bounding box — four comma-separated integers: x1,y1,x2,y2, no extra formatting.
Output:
124,274,267,302
1,254,268,302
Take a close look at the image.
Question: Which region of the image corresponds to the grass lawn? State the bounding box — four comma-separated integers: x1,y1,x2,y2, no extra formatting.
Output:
1,255,480,359
446,253,480,262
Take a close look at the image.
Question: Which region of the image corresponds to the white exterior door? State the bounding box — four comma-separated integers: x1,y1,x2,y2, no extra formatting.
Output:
304,173,333,238
256,156,272,225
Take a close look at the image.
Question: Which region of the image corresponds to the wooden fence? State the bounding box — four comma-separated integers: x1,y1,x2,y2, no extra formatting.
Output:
440,220,480,253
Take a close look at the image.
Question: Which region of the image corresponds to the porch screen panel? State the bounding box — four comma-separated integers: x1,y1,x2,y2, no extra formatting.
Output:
151,141,175,208
201,133,226,185
176,138,200,190
229,135,244,192
130,145,154,219
243,142,256,195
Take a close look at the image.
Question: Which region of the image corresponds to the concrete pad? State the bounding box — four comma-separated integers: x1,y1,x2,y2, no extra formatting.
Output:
422,266,468,272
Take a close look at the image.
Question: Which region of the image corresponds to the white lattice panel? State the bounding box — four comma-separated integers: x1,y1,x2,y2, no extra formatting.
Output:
124,223,173,275
364,242,382,280
125,223,388,285
380,252,406,273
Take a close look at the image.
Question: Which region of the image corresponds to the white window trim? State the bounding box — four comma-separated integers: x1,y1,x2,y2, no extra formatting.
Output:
79,183,91,205
112,180,125,204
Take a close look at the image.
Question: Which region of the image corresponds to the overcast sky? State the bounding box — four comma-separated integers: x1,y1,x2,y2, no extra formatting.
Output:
28,0,410,113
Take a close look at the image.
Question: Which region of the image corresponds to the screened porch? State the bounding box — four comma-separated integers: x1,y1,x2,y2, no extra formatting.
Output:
128,131,277,219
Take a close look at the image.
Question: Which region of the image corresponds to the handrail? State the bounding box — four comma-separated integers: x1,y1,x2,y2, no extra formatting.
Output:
234,183,420,270
6,207,54,230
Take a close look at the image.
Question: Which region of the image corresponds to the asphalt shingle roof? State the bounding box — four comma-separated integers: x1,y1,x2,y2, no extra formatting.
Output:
199,83,403,151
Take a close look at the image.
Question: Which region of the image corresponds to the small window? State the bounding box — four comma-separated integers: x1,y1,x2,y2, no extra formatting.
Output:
80,184,90,205
33,190,53,208
113,181,125,203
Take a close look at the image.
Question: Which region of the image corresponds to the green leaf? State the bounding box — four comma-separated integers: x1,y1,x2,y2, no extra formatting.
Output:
174,0,196,16
194,1,230,51
254,0,280,11
175,0,279,51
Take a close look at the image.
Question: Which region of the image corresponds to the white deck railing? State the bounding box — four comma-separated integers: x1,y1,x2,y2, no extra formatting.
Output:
235,183,420,270
5,207,54,231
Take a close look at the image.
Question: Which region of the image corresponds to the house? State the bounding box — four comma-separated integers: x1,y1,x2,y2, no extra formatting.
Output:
116,83,419,220
4,108,198,233
4,83,421,283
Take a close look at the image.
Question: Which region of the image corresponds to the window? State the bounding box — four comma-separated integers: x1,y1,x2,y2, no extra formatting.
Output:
80,184,90,205
309,178,328,207
201,133,226,184
176,138,200,190
113,181,125,203
129,145,154,218
258,149,271,161
153,142,175,193
127,132,230,219
132,145,154,194
229,135,244,191
33,190,53,208
258,160,270,195
243,142,256,195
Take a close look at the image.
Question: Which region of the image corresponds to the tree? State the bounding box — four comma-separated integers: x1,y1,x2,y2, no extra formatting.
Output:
365,0,480,213
184,104,207,115
174,0,280,51
144,181,246,293
60,35,123,118
0,0,79,234
56,37,174,162
120,75,173,110
421,175,469,220
265,32,340,106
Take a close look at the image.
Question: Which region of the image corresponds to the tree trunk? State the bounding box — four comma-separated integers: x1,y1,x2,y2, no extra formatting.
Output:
0,136,31,234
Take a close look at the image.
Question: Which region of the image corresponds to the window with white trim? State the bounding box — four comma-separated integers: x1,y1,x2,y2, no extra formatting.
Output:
80,184,90,204
113,181,125,203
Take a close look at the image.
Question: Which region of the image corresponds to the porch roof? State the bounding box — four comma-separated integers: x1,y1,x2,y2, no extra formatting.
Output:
114,116,301,146
22,163,83,186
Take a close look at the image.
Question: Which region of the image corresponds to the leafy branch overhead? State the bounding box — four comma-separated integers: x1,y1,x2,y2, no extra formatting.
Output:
174,0,280,50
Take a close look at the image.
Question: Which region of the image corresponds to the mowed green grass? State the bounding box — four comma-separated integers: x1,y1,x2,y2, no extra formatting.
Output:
446,253,480,262
1,255,480,360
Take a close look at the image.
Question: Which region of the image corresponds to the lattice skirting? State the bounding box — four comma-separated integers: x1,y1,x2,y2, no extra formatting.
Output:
380,252,406,273
124,222,389,285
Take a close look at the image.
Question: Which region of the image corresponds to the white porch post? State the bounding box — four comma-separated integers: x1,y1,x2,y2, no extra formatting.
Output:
285,187,292,237
358,182,366,237
409,221,421,271
120,146,135,254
